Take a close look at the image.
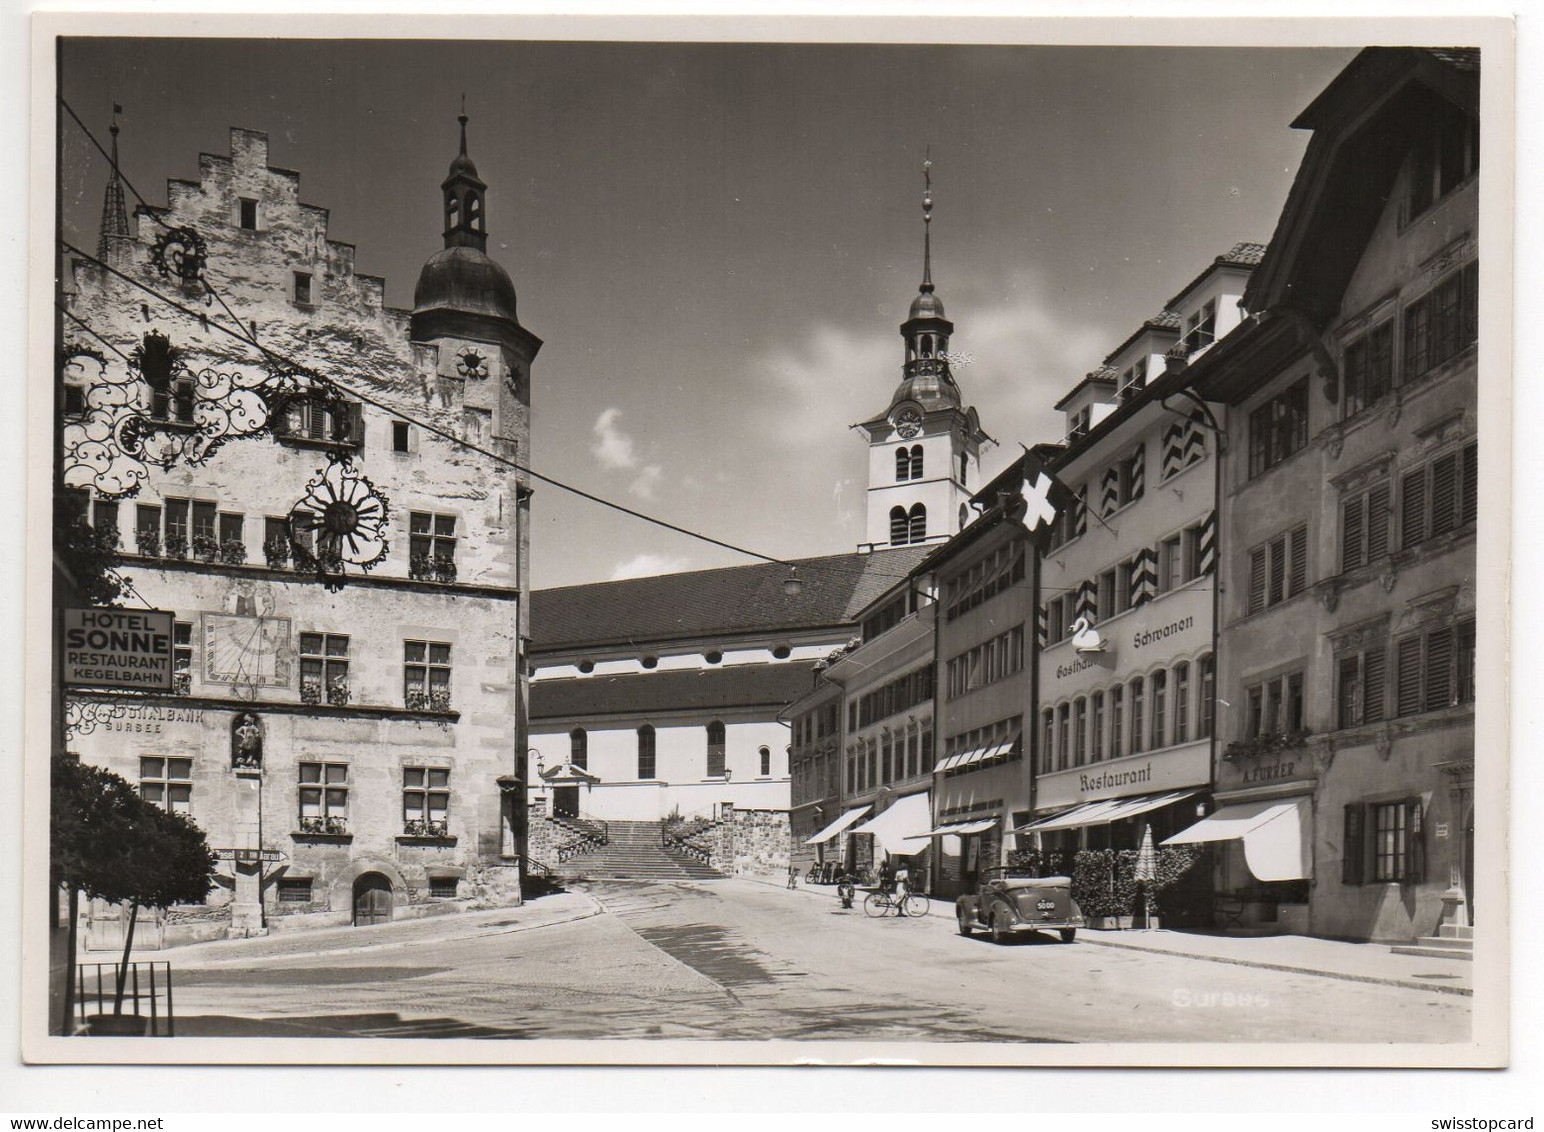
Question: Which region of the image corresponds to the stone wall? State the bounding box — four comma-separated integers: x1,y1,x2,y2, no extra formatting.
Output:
703,806,791,879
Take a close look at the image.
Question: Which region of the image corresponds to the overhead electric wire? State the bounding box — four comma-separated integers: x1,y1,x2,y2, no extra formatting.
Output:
57,103,1169,599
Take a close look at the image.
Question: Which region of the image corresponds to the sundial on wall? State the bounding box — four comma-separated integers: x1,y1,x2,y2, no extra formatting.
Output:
203,613,293,689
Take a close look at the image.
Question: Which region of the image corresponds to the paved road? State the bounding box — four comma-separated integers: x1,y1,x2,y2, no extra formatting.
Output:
169,879,1470,1043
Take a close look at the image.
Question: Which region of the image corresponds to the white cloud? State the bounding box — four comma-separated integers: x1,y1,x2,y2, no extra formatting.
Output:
610,552,691,581
591,407,638,470
630,465,664,500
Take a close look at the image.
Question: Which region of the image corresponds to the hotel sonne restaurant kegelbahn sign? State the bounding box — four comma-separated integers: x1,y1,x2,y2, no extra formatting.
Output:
62,608,176,692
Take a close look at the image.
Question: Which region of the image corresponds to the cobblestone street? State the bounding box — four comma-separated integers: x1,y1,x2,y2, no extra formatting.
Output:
162,879,1472,1044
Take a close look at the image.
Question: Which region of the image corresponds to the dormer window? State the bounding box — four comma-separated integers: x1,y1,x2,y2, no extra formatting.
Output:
1067,405,1092,441
1120,359,1147,402
1183,301,1217,355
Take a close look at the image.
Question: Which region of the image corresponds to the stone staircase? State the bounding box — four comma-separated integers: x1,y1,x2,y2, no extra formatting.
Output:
555,819,723,882
1390,924,1473,961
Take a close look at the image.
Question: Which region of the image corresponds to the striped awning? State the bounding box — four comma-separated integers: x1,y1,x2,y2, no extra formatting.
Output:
804,805,871,846
917,817,1000,838
932,733,1020,774
1016,790,1197,833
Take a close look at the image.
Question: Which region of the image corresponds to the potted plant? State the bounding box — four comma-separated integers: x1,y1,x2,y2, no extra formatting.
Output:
163,532,188,560
433,557,457,584
135,529,161,559
326,677,351,707
409,552,435,581
191,533,220,563
262,537,290,569
218,538,246,565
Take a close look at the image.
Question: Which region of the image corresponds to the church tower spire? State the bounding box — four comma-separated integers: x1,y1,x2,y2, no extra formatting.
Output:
441,96,488,253
98,104,130,258
855,154,990,550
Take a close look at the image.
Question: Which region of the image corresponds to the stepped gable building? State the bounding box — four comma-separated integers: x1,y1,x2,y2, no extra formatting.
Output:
526,548,930,828
1173,47,1480,944
1018,244,1260,855
63,117,537,942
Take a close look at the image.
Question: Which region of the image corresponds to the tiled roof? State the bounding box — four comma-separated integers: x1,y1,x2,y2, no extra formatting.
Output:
530,546,933,653
1220,241,1268,267
530,661,823,721
1100,311,1180,368
1146,309,1183,330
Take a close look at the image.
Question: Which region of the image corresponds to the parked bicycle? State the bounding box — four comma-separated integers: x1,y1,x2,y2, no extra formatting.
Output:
864,887,930,918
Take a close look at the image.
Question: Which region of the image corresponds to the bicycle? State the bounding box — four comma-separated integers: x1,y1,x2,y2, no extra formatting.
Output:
863,887,930,918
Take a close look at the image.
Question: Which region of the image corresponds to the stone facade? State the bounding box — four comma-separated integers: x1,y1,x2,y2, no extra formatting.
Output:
63,125,535,938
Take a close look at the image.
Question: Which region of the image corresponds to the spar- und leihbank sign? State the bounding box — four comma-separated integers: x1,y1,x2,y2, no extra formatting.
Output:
62,608,176,691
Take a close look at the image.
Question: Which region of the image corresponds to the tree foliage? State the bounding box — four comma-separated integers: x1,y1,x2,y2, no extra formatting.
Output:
55,493,131,608
51,753,216,909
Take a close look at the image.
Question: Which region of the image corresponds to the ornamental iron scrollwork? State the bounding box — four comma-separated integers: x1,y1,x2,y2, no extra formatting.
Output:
149,226,209,288
456,350,488,380
286,458,391,592
63,697,128,739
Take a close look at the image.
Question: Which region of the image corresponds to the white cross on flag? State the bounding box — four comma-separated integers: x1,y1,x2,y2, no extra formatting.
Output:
1017,449,1078,551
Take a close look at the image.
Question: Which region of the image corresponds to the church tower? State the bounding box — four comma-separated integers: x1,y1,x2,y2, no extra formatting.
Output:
857,158,990,549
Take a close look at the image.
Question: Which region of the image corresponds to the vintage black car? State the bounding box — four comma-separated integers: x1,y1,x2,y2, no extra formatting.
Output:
955,870,1083,944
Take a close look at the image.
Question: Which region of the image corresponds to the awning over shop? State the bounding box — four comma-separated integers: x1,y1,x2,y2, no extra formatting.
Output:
1016,790,1197,834
804,805,871,846
1162,798,1310,882
932,734,1019,774
850,792,932,856
917,818,1000,838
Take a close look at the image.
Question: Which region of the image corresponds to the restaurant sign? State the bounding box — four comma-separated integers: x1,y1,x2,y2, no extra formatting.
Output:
1036,740,1211,810
63,608,176,692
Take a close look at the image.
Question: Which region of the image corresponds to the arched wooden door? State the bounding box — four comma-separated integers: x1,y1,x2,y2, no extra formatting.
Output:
352,872,393,926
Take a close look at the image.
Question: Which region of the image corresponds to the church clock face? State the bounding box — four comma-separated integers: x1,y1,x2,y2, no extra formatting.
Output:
203,613,293,688
894,407,923,438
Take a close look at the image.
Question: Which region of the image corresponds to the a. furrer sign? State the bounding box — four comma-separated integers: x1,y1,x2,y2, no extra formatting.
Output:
63,608,176,691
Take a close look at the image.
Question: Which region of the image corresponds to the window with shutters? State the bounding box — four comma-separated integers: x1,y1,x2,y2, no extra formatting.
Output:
1401,442,1478,549
1342,799,1425,885
1056,704,1070,771
1403,264,1478,382
1198,654,1216,739
1341,479,1392,573
1395,618,1475,717
1342,322,1394,419
276,394,363,449
1245,524,1308,615
1247,378,1309,479
907,503,927,544
1128,677,1145,755
1150,669,1167,749
1090,691,1105,762
1159,535,1184,594
1073,698,1088,767
1336,646,1387,729
1173,663,1190,744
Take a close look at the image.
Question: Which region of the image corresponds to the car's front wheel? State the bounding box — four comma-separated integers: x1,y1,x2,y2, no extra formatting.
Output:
956,907,974,937
1059,929,1077,944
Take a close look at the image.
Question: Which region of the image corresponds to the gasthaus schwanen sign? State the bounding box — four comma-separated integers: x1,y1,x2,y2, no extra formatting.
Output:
62,608,176,692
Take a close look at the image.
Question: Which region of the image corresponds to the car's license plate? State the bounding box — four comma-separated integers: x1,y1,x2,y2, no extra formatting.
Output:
1036,900,1056,911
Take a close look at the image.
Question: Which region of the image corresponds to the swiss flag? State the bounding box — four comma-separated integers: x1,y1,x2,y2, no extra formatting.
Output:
1011,447,1078,551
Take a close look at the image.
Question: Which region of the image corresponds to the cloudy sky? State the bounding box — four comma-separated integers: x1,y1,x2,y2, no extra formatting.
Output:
59,37,1355,590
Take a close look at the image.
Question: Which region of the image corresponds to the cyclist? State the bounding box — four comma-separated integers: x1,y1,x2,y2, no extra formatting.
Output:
877,857,897,898
894,860,911,899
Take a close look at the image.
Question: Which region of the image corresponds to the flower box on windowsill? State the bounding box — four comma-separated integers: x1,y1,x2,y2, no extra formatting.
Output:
398,820,456,846
404,691,453,714
408,554,458,584
1222,730,1311,763
292,828,353,843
